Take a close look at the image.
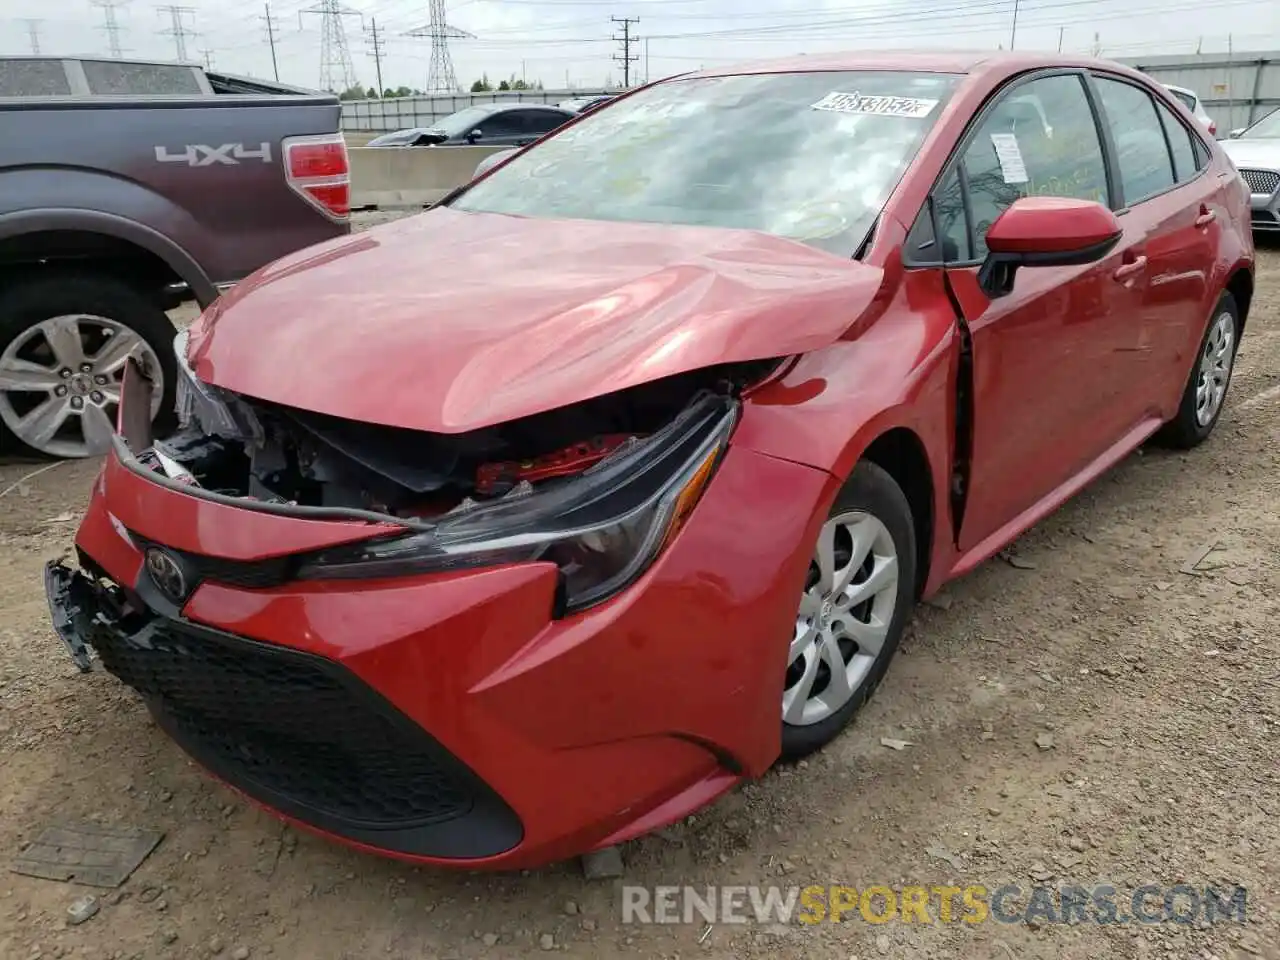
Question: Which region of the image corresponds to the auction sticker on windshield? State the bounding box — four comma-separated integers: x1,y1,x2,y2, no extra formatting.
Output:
810,91,939,118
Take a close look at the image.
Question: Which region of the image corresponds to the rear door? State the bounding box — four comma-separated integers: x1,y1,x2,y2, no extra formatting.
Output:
923,72,1144,554
1091,74,1220,417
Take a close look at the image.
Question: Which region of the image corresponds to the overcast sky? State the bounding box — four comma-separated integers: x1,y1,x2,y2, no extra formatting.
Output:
3,0,1280,92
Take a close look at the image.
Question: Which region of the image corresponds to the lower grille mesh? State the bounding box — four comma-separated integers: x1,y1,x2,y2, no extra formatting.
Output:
1240,168,1280,195
89,618,473,828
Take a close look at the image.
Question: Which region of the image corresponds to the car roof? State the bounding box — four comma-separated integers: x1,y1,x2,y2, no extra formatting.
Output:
477,102,569,114
686,49,1139,80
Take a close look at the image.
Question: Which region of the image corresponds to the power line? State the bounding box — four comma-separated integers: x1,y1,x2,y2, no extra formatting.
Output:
300,0,362,93
91,0,130,59
612,16,639,88
405,0,475,94
367,17,386,95
156,5,198,62
20,18,42,54
262,3,281,81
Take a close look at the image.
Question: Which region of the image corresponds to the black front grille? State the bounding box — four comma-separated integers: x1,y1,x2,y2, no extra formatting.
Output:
1253,209,1279,224
85,609,522,858
1240,168,1280,195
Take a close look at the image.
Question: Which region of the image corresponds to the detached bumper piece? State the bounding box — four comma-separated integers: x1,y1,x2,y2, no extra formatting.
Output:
44,561,523,860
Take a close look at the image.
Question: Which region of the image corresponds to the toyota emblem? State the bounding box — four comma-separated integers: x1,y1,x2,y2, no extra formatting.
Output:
145,547,188,602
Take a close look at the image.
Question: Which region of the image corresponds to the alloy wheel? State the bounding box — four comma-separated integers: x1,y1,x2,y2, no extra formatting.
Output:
783,510,900,726
0,314,163,458
1194,310,1235,427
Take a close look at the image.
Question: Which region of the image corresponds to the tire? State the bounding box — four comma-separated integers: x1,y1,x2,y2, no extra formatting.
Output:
779,461,917,761
0,272,178,459
1153,291,1240,450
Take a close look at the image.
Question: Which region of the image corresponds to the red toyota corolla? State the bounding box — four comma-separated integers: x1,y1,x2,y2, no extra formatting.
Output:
46,51,1253,870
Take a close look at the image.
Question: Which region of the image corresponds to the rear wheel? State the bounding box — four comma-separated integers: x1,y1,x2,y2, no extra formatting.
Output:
780,462,917,761
0,273,176,458
1154,291,1240,449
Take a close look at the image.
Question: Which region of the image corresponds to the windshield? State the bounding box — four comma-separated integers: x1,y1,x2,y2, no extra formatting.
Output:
434,105,497,136
1167,88,1197,112
451,70,960,255
373,130,419,145
1242,107,1280,138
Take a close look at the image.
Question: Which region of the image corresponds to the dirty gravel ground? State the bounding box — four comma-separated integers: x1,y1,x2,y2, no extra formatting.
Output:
0,222,1277,960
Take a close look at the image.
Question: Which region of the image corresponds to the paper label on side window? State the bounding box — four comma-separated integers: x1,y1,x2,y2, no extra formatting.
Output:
810,91,939,118
990,132,1029,184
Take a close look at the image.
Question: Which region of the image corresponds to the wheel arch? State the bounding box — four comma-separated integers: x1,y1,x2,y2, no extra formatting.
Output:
1224,264,1253,336
0,209,216,307
856,426,935,599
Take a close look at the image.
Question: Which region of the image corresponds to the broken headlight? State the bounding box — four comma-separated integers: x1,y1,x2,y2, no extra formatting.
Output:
296,393,737,613
173,329,263,443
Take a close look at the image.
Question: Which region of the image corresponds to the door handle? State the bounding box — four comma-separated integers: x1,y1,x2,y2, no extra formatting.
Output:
1195,209,1217,227
1113,256,1147,282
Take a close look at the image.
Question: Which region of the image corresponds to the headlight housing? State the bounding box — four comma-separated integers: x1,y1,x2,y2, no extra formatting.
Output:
296,392,738,614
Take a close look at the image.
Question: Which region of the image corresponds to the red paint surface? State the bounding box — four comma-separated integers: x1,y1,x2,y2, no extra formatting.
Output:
71,51,1255,869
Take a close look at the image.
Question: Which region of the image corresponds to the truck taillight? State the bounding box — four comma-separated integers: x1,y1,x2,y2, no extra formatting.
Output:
283,134,350,221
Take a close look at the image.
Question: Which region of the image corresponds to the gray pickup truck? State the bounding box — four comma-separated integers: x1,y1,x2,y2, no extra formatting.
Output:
0,56,351,458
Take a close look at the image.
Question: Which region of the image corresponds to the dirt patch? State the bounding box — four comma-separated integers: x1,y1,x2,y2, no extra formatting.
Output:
1,244,1277,960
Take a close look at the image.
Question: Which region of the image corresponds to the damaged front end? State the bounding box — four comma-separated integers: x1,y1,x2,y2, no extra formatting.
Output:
112,331,780,614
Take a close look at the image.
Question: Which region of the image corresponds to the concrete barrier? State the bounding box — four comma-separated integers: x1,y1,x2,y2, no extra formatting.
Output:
348,145,507,209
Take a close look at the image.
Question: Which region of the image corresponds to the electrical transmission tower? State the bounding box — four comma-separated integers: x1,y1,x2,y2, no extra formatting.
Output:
612,17,640,88
301,0,362,93
407,0,475,94
366,18,386,96
156,5,198,62
200,48,214,69
262,3,280,81
92,0,130,58
21,18,42,54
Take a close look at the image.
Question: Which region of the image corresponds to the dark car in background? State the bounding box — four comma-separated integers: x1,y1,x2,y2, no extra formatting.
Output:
366,103,576,148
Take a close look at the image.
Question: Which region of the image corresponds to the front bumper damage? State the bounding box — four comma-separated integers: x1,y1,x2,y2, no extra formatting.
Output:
50,415,840,868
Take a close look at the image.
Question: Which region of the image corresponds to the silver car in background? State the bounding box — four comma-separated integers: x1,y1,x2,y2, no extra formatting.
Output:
1220,108,1280,233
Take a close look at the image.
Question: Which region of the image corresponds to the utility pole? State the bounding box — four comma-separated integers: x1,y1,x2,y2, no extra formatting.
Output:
92,0,130,58
644,37,649,83
1057,26,1064,53
300,0,362,93
612,16,639,89
366,17,385,95
156,5,198,62
262,3,280,81
1009,0,1020,50
21,18,43,54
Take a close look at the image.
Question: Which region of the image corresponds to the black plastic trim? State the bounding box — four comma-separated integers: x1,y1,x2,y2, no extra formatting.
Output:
54,563,525,860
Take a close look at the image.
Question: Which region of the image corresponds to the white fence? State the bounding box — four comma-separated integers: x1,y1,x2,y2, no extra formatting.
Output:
341,89,615,133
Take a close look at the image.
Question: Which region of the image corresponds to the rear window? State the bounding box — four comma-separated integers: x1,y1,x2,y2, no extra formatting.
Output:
81,60,202,95
452,70,961,256
0,59,72,97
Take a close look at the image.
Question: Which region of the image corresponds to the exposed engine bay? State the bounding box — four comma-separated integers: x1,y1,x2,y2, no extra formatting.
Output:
143,345,780,522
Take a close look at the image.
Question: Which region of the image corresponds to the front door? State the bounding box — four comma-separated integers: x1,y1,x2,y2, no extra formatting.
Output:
929,72,1143,555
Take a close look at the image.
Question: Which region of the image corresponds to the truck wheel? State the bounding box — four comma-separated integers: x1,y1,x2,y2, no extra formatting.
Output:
0,272,177,459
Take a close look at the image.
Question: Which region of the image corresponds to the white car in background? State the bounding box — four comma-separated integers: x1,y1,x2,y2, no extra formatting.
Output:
1164,83,1217,137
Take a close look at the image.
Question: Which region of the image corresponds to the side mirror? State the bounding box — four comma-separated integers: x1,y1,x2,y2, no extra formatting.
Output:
466,128,484,143
1229,127,1246,138
979,197,1122,299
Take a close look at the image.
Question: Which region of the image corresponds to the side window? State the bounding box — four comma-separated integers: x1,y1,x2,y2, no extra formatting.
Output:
1093,77,1176,205
523,110,566,135
960,74,1109,259
477,112,522,138
934,168,970,262
1154,98,1198,182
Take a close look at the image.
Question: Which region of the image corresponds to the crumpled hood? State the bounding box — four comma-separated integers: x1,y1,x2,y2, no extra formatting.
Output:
188,207,885,433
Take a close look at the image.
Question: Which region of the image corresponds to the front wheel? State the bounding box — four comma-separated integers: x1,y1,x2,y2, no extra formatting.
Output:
0,272,177,459
780,462,917,761
1154,291,1240,449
